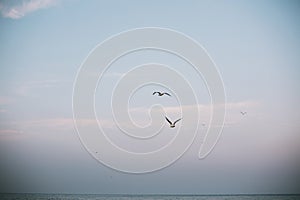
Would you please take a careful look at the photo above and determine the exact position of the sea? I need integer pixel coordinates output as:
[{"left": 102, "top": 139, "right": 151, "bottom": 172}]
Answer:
[{"left": 0, "top": 194, "right": 299, "bottom": 200}]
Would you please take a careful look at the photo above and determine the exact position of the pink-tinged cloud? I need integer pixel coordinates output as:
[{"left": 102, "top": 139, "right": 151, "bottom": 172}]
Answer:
[
  {"left": 12, "top": 117, "right": 114, "bottom": 131},
  {"left": 0, "top": 129, "right": 22, "bottom": 135},
  {"left": 128, "top": 100, "right": 261, "bottom": 127},
  {"left": 0, "top": 96, "right": 14, "bottom": 105},
  {"left": 0, "top": 109, "right": 7, "bottom": 113},
  {"left": 0, "top": 129, "right": 24, "bottom": 140},
  {"left": 0, "top": 0, "right": 58, "bottom": 19}
]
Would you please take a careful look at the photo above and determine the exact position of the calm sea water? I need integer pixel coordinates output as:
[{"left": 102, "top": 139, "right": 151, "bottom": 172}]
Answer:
[{"left": 0, "top": 194, "right": 299, "bottom": 200}]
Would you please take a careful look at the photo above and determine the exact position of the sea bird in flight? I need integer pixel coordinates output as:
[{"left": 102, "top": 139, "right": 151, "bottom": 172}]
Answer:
[
  {"left": 153, "top": 91, "right": 171, "bottom": 96},
  {"left": 240, "top": 111, "right": 247, "bottom": 115},
  {"left": 165, "top": 116, "right": 182, "bottom": 128}
]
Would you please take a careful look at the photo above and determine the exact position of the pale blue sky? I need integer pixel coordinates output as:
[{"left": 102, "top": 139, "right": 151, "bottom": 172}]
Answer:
[{"left": 0, "top": 0, "right": 300, "bottom": 194}]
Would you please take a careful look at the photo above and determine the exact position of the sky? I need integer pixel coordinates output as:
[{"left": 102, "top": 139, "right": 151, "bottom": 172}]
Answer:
[{"left": 0, "top": 0, "right": 300, "bottom": 194}]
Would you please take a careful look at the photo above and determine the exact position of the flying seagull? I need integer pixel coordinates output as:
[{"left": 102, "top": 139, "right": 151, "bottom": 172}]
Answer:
[
  {"left": 165, "top": 116, "right": 182, "bottom": 128},
  {"left": 240, "top": 111, "right": 247, "bottom": 115},
  {"left": 153, "top": 91, "right": 171, "bottom": 96}
]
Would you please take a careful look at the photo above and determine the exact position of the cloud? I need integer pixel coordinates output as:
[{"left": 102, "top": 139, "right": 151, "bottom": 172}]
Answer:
[
  {"left": 5, "top": 117, "right": 114, "bottom": 132},
  {"left": 0, "top": 96, "right": 15, "bottom": 105},
  {"left": 0, "top": 129, "right": 22, "bottom": 135},
  {"left": 0, "top": 0, "right": 58, "bottom": 19},
  {"left": 128, "top": 100, "right": 261, "bottom": 127},
  {"left": 0, "top": 118, "right": 100, "bottom": 140},
  {"left": 0, "top": 100, "right": 261, "bottom": 138},
  {"left": 0, "top": 109, "right": 7, "bottom": 113},
  {"left": 16, "top": 79, "right": 67, "bottom": 96},
  {"left": 0, "top": 129, "right": 24, "bottom": 140}
]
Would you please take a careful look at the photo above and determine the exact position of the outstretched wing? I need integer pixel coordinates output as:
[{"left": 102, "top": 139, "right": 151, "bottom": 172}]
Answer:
[
  {"left": 153, "top": 92, "right": 158, "bottom": 95},
  {"left": 163, "top": 92, "right": 171, "bottom": 96},
  {"left": 173, "top": 118, "right": 182, "bottom": 125},
  {"left": 165, "top": 116, "right": 173, "bottom": 125}
]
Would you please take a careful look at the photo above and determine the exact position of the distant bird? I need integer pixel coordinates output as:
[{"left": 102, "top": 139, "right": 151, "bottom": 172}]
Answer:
[
  {"left": 202, "top": 123, "right": 206, "bottom": 126},
  {"left": 153, "top": 91, "right": 171, "bottom": 96},
  {"left": 165, "top": 116, "right": 182, "bottom": 128},
  {"left": 240, "top": 111, "right": 247, "bottom": 115}
]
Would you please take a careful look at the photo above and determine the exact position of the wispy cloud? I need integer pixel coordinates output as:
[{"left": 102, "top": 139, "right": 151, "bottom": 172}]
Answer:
[
  {"left": 0, "top": 109, "right": 7, "bottom": 113},
  {"left": 27, "top": 118, "right": 101, "bottom": 131},
  {"left": 0, "top": 0, "right": 59, "bottom": 19},
  {"left": 16, "top": 79, "right": 67, "bottom": 96},
  {"left": 0, "top": 96, "right": 15, "bottom": 105},
  {"left": 4, "top": 117, "right": 114, "bottom": 132},
  {"left": 0, "top": 129, "right": 22, "bottom": 135},
  {"left": 0, "top": 129, "right": 24, "bottom": 140},
  {"left": 0, "top": 100, "right": 261, "bottom": 139},
  {"left": 128, "top": 100, "right": 261, "bottom": 127}
]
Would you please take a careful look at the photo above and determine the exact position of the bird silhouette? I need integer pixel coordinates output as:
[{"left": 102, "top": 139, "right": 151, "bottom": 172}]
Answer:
[
  {"left": 153, "top": 91, "right": 171, "bottom": 96},
  {"left": 240, "top": 111, "right": 247, "bottom": 115},
  {"left": 165, "top": 116, "right": 182, "bottom": 128}
]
